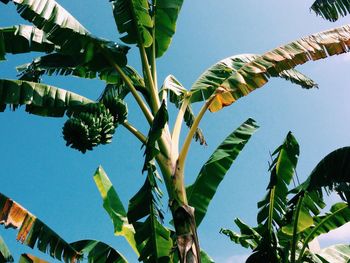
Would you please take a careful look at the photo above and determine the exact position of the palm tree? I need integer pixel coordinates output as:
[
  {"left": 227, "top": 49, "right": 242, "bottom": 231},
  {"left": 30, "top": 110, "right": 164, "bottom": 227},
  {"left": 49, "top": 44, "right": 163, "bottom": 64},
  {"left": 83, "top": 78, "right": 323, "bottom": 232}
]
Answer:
[{"left": 1, "top": 0, "right": 350, "bottom": 262}]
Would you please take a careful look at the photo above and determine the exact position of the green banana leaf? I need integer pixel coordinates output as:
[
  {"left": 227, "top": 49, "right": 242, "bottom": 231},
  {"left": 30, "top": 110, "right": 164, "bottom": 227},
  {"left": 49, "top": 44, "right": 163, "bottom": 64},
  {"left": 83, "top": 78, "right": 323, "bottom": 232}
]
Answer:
[
  {"left": 311, "top": 0, "right": 350, "bottom": 22},
  {"left": 0, "top": 79, "right": 93, "bottom": 117},
  {"left": 220, "top": 218, "right": 261, "bottom": 249},
  {"left": 17, "top": 53, "right": 145, "bottom": 87},
  {"left": 300, "top": 202, "right": 350, "bottom": 250},
  {"left": 187, "top": 118, "right": 259, "bottom": 226},
  {"left": 200, "top": 250, "right": 215, "bottom": 263},
  {"left": 1, "top": 0, "right": 129, "bottom": 66},
  {"left": 161, "top": 75, "right": 206, "bottom": 145},
  {"left": 70, "top": 240, "right": 127, "bottom": 263},
  {"left": 316, "top": 244, "right": 350, "bottom": 263},
  {"left": 19, "top": 254, "right": 48, "bottom": 263},
  {"left": 190, "top": 53, "right": 318, "bottom": 103},
  {"left": 257, "top": 132, "right": 299, "bottom": 228},
  {"left": 155, "top": 0, "right": 184, "bottom": 57},
  {"left": 110, "top": 0, "right": 153, "bottom": 47},
  {"left": 0, "top": 25, "right": 54, "bottom": 61},
  {"left": 93, "top": 166, "right": 138, "bottom": 255},
  {"left": 0, "top": 193, "right": 81, "bottom": 262},
  {"left": 301, "top": 146, "right": 350, "bottom": 202},
  {"left": 0, "top": 235, "right": 13, "bottom": 262}
]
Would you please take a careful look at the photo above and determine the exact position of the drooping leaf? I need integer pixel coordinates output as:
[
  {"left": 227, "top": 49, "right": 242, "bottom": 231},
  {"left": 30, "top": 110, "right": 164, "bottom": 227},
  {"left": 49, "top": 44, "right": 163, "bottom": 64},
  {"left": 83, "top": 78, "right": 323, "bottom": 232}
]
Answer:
[
  {"left": 155, "top": 0, "right": 184, "bottom": 57},
  {"left": 93, "top": 166, "right": 138, "bottom": 255},
  {"left": 301, "top": 146, "right": 350, "bottom": 202},
  {"left": 70, "top": 240, "right": 127, "bottom": 263},
  {"left": 2, "top": 0, "right": 129, "bottom": 66},
  {"left": 161, "top": 75, "right": 206, "bottom": 145},
  {"left": 110, "top": 0, "right": 153, "bottom": 47},
  {"left": 311, "top": 0, "right": 350, "bottom": 22},
  {"left": 0, "top": 79, "right": 93, "bottom": 117},
  {"left": 17, "top": 53, "right": 143, "bottom": 87},
  {"left": 187, "top": 118, "right": 259, "bottom": 226},
  {"left": 0, "top": 193, "right": 81, "bottom": 262},
  {"left": 316, "top": 244, "right": 350, "bottom": 263},
  {"left": 0, "top": 235, "right": 13, "bottom": 262},
  {"left": 0, "top": 25, "right": 54, "bottom": 61},
  {"left": 257, "top": 132, "right": 299, "bottom": 228},
  {"left": 190, "top": 54, "right": 318, "bottom": 105},
  {"left": 19, "top": 254, "right": 48, "bottom": 263}
]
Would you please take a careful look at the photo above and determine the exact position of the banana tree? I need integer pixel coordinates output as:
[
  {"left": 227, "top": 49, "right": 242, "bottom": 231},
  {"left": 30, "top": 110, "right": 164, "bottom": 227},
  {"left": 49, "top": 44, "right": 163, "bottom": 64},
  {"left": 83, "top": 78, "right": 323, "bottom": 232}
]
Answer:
[
  {"left": 1, "top": 0, "right": 350, "bottom": 262},
  {"left": 221, "top": 133, "right": 350, "bottom": 263}
]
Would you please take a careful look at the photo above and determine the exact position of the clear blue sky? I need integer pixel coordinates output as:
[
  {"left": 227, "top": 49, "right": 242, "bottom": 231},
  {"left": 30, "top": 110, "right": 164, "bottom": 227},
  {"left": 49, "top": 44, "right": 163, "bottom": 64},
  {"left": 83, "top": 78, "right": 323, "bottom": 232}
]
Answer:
[{"left": 1, "top": 1, "right": 350, "bottom": 262}]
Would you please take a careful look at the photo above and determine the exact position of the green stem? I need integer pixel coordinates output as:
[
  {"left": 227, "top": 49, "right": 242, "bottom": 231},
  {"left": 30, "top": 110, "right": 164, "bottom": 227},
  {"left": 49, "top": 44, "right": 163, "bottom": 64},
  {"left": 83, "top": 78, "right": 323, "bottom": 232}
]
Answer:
[
  {"left": 178, "top": 94, "right": 215, "bottom": 174},
  {"left": 122, "top": 121, "right": 147, "bottom": 144},
  {"left": 268, "top": 187, "right": 276, "bottom": 235},
  {"left": 291, "top": 197, "right": 303, "bottom": 263},
  {"left": 101, "top": 49, "right": 153, "bottom": 125}
]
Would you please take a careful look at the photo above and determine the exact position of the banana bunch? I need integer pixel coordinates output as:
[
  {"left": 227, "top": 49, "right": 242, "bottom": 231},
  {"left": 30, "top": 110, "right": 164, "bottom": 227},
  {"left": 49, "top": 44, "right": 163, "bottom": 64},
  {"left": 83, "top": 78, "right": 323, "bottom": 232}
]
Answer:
[{"left": 63, "top": 92, "right": 128, "bottom": 153}]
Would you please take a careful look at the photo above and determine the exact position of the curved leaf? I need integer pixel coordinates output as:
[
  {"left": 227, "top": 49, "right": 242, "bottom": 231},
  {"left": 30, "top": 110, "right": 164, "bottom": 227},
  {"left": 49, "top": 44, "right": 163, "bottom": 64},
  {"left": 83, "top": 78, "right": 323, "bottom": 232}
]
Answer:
[
  {"left": 2, "top": 0, "right": 129, "bottom": 66},
  {"left": 93, "top": 166, "right": 138, "bottom": 255},
  {"left": 187, "top": 118, "right": 259, "bottom": 226},
  {"left": 316, "top": 244, "right": 350, "bottom": 263},
  {"left": 155, "top": 0, "right": 184, "bottom": 57},
  {"left": 311, "top": 0, "right": 350, "bottom": 22},
  {"left": 190, "top": 54, "right": 318, "bottom": 104},
  {"left": 110, "top": 0, "right": 153, "bottom": 47},
  {"left": 0, "top": 79, "right": 93, "bottom": 117},
  {"left": 0, "top": 235, "right": 13, "bottom": 262},
  {"left": 70, "top": 240, "right": 127, "bottom": 263},
  {"left": 19, "top": 254, "right": 48, "bottom": 263},
  {"left": 191, "top": 25, "right": 350, "bottom": 111},
  {"left": 162, "top": 75, "right": 206, "bottom": 145},
  {"left": 302, "top": 146, "right": 350, "bottom": 202},
  {"left": 0, "top": 25, "right": 54, "bottom": 61},
  {"left": 0, "top": 193, "right": 81, "bottom": 262}
]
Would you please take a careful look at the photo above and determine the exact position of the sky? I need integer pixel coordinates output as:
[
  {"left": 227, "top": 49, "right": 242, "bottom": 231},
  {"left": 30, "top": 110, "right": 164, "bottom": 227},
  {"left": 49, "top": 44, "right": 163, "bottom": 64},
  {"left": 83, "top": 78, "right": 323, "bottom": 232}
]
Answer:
[{"left": 1, "top": 1, "right": 350, "bottom": 262}]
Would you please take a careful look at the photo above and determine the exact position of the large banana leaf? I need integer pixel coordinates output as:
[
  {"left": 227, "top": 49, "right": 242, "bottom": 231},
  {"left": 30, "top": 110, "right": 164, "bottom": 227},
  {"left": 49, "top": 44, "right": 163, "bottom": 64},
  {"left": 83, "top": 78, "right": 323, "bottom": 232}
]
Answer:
[
  {"left": 0, "top": 193, "right": 81, "bottom": 262},
  {"left": 316, "top": 244, "right": 350, "bottom": 263},
  {"left": 257, "top": 132, "right": 299, "bottom": 228},
  {"left": 0, "top": 235, "right": 13, "bottom": 262},
  {"left": 0, "top": 25, "right": 54, "bottom": 61},
  {"left": 191, "top": 25, "right": 350, "bottom": 111},
  {"left": 19, "top": 254, "right": 48, "bottom": 263},
  {"left": 162, "top": 75, "right": 206, "bottom": 145},
  {"left": 0, "top": 79, "right": 93, "bottom": 117},
  {"left": 301, "top": 146, "right": 350, "bottom": 201},
  {"left": 190, "top": 53, "right": 318, "bottom": 104},
  {"left": 155, "top": 0, "right": 184, "bottom": 57},
  {"left": 70, "top": 240, "right": 127, "bottom": 263},
  {"left": 1, "top": 0, "right": 129, "bottom": 66},
  {"left": 311, "top": 0, "right": 350, "bottom": 22},
  {"left": 187, "top": 118, "right": 259, "bottom": 226},
  {"left": 110, "top": 0, "right": 153, "bottom": 47},
  {"left": 93, "top": 166, "right": 138, "bottom": 255}
]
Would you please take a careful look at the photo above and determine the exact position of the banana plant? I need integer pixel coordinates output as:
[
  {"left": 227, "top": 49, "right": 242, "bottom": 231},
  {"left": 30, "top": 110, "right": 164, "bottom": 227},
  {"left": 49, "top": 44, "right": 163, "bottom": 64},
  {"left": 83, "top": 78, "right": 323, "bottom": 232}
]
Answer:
[
  {"left": 1, "top": 0, "right": 350, "bottom": 262},
  {"left": 221, "top": 133, "right": 350, "bottom": 263}
]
